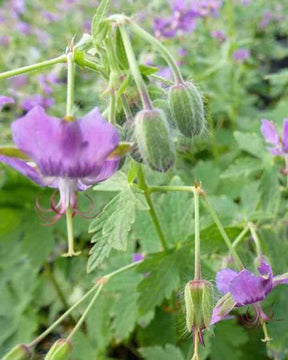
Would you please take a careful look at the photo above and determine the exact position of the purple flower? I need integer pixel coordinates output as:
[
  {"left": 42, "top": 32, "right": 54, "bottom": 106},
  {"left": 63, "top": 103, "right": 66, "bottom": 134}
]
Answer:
[
  {"left": 197, "top": 0, "right": 222, "bottom": 17},
  {"left": 258, "top": 11, "right": 283, "bottom": 30},
  {"left": 0, "top": 35, "right": 10, "bottom": 47},
  {"left": 16, "top": 21, "right": 32, "bottom": 35},
  {"left": 211, "top": 260, "right": 288, "bottom": 323},
  {"left": 261, "top": 118, "right": 288, "bottom": 156},
  {"left": 0, "top": 96, "right": 14, "bottom": 111},
  {"left": 133, "top": 253, "right": 145, "bottom": 262},
  {"left": 0, "top": 106, "right": 120, "bottom": 218},
  {"left": 20, "top": 95, "right": 55, "bottom": 112},
  {"left": 10, "top": 75, "right": 27, "bottom": 89},
  {"left": 233, "top": 48, "right": 250, "bottom": 63},
  {"left": 211, "top": 30, "right": 226, "bottom": 42}
]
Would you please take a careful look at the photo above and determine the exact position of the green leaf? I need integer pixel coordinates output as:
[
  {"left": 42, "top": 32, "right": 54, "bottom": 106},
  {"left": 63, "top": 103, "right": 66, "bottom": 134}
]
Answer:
[
  {"left": 234, "top": 131, "right": 265, "bottom": 158},
  {"left": 210, "top": 320, "right": 248, "bottom": 360},
  {"left": 91, "top": 0, "right": 110, "bottom": 39},
  {"left": 140, "top": 344, "right": 184, "bottom": 360},
  {"left": 115, "top": 27, "right": 129, "bottom": 70},
  {"left": 93, "top": 171, "right": 128, "bottom": 192},
  {"left": 87, "top": 186, "right": 148, "bottom": 272},
  {"left": 259, "top": 166, "right": 280, "bottom": 214},
  {"left": 221, "top": 157, "right": 263, "bottom": 179},
  {"left": 139, "top": 64, "right": 159, "bottom": 76},
  {"left": 137, "top": 246, "right": 192, "bottom": 315}
]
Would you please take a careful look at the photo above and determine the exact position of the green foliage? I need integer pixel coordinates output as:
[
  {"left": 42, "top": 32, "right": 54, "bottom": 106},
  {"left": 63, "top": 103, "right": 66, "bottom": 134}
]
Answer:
[{"left": 140, "top": 344, "right": 185, "bottom": 360}]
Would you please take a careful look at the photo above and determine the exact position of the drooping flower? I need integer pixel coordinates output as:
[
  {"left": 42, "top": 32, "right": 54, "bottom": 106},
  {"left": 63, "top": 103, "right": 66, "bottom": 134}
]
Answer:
[
  {"left": 233, "top": 48, "right": 250, "bottom": 63},
  {"left": 211, "top": 260, "right": 288, "bottom": 324},
  {"left": 261, "top": 118, "right": 288, "bottom": 157},
  {"left": 0, "top": 105, "right": 120, "bottom": 220}
]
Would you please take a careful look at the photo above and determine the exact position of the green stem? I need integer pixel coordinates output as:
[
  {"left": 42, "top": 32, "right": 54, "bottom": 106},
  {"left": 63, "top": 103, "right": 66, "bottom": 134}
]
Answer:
[
  {"left": 193, "top": 188, "right": 201, "bottom": 280},
  {"left": 66, "top": 52, "right": 75, "bottom": 118},
  {"left": 28, "top": 260, "right": 141, "bottom": 348},
  {"left": 149, "top": 185, "right": 194, "bottom": 193},
  {"left": 63, "top": 207, "right": 80, "bottom": 257},
  {"left": 129, "top": 22, "right": 184, "bottom": 84},
  {"left": 67, "top": 285, "right": 104, "bottom": 340},
  {"left": 202, "top": 197, "right": 244, "bottom": 270},
  {"left": 137, "top": 165, "right": 168, "bottom": 251},
  {"left": 232, "top": 226, "right": 249, "bottom": 248},
  {"left": 192, "top": 331, "right": 199, "bottom": 360},
  {"left": 248, "top": 222, "right": 262, "bottom": 258},
  {"left": 0, "top": 54, "right": 67, "bottom": 80},
  {"left": 119, "top": 25, "right": 153, "bottom": 110},
  {"left": 120, "top": 94, "right": 134, "bottom": 122},
  {"left": 28, "top": 283, "right": 99, "bottom": 348}
]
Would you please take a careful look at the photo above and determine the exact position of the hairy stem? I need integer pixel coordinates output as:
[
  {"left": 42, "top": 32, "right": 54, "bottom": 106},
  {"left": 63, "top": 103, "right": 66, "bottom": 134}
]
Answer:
[
  {"left": 0, "top": 54, "right": 67, "bottom": 80},
  {"left": 119, "top": 25, "right": 153, "bottom": 110},
  {"left": 66, "top": 52, "right": 75, "bottom": 118},
  {"left": 193, "top": 188, "right": 201, "bottom": 280},
  {"left": 137, "top": 165, "right": 169, "bottom": 251},
  {"left": 248, "top": 222, "right": 262, "bottom": 258}
]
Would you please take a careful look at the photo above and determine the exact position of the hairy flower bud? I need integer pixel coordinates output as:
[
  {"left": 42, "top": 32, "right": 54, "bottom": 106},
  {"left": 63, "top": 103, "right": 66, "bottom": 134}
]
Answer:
[
  {"left": 184, "top": 280, "right": 213, "bottom": 333},
  {"left": 44, "top": 339, "right": 72, "bottom": 360},
  {"left": 135, "top": 108, "right": 176, "bottom": 172},
  {"left": 3, "top": 344, "right": 31, "bottom": 360},
  {"left": 168, "top": 82, "right": 205, "bottom": 137}
]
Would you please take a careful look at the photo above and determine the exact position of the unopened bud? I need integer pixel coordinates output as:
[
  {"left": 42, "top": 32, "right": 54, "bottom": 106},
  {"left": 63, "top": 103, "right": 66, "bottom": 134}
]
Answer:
[
  {"left": 135, "top": 108, "right": 176, "bottom": 172},
  {"left": 44, "top": 339, "right": 72, "bottom": 360},
  {"left": 2, "top": 344, "right": 31, "bottom": 360},
  {"left": 168, "top": 82, "right": 205, "bottom": 138},
  {"left": 184, "top": 280, "right": 213, "bottom": 333}
]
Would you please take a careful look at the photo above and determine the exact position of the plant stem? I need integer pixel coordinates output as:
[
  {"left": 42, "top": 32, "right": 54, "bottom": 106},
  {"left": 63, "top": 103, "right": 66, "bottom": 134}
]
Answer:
[
  {"left": 28, "top": 283, "right": 99, "bottom": 348},
  {"left": 202, "top": 197, "right": 244, "bottom": 270},
  {"left": 66, "top": 52, "right": 75, "bottom": 118},
  {"left": 248, "top": 222, "right": 262, "bottom": 258},
  {"left": 28, "top": 260, "right": 141, "bottom": 348},
  {"left": 137, "top": 165, "right": 168, "bottom": 251},
  {"left": 0, "top": 54, "right": 67, "bottom": 80},
  {"left": 67, "top": 284, "right": 104, "bottom": 340},
  {"left": 129, "top": 22, "right": 184, "bottom": 84},
  {"left": 193, "top": 188, "right": 201, "bottom": 280},
  {"left": 119, "top": 25, "right": 153, "bottom": 110},
  {"left": 149, "top": 185, "right": 194, "bottom": 193},
  {"left": 192, "top": 331, "right": 199, "bottom": 360},
  {"left": 63, "top": 207, "right": 80, "bottom": 257},
  {"left": 232, "top": 226, "right": 249, "bottom": 248}
]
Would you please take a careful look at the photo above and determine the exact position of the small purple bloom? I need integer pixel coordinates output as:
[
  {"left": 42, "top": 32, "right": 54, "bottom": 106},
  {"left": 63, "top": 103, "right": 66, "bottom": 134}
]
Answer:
[
  {"left": 0, "top": 96, "right": 14, "bottom": 111},
  {"left": 261, "top": 118, "right": 288, "bottom": 156},
  {"left": 212, "top": 260, "right": 288, "bottom": 324},
  {"left": 0, "top": 35, "right": 10, "bottom": 47},
  {"left": 133, "top": 253, "right": 145, "bottom": 262},
  {"left": 16, "top": 21, "right": 32, "bottom": 35},
  {"left": 233, "top": 48, "right": 250, "bottom": 63},
  {"left": 211, "top": 30, "right": 226, "bottom": 42},
  {"left": 10, "top": 75, "right": 27, "bottom": 89},
  {"left": 0, "top": 106, "right": 120, "bottom": 218},
  {"left": 20, "top": 95, "right": 55, "bottom": 112}
]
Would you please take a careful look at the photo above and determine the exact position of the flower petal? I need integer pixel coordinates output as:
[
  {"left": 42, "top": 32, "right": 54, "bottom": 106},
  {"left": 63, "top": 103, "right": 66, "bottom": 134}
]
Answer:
[
  {"left": 12, "top": 106, "right": 120, "bottom": 178},
  {"left": 282, "top": 118, "right": 288, "bottom": 153},
  {"left": 0, "top": 96, "right": 14, "bottom": 111},
  {"left": 261, "top": 119, "right": 280, "bottom": 146},
  {"left": 216, "top": 268, "right": 238, "bottom": 295},
  {"left": 229, "top": 269, "right": 272, "bottom": 306},
  {"left": 210, "top": 293, "right": 236, "bottom": 325},
  {"left": 257, "top": 260, "right": 273, "bottom": 278},
  {"left": 0, "top": 156, "right": 43, "bottom": 186}
]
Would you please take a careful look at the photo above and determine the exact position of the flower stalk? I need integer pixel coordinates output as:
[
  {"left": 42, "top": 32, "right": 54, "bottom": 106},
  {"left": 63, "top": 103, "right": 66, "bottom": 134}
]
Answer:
[
  {"left": 193, "top": 185, "right": 201, "bottom": 280},
  {"left": 0, "top": 54, "right": 67, "bottom": 80},
  {"left": 66, "top": 49, "right": 75, "bottom": 119},
  {"left": 119, "top": 25, "right": 153, "bottom": 110},
  {"left": 63, "top": 206, "right": 80, "bottom": 257}
]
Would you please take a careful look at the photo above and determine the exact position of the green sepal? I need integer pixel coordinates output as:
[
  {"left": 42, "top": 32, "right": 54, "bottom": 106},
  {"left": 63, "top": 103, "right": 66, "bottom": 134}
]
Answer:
[
  {"left": 107, "top": 142, "right": 132, "bottom": 158},
  {"left": 0, "top": 146, "right": 30, "bottom": 160},
  {"left": 44, "top": 339, "right": 72, "bottom": 360}
]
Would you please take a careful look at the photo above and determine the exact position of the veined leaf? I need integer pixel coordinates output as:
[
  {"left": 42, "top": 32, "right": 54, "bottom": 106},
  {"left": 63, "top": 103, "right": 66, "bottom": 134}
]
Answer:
[
  {"left": 87, "top": 186, "right": 149, "bottom": 272},
  {"left": 140, "top": 345, "right": 185, "bottom": 360}
]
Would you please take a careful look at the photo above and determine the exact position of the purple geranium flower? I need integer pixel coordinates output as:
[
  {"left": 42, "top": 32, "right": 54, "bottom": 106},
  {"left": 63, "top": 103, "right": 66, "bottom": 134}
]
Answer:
[
  {"left": 0, "top": 96, "right": 14, "bottom": 110},
  {"left": 20, "top": 95, "right": 55, "bottom": 111},
  {"left": 211, "top": 260, "right": 288, "bottom": 324},
  {"left": 0, "top": 106, "right": 120, "bottom": 219},
  {"left": 261, "top": 118, "right": 288, "bottom": 157},
  {"left": 233, "top": 48, "right": 250, "bottom": 63}
]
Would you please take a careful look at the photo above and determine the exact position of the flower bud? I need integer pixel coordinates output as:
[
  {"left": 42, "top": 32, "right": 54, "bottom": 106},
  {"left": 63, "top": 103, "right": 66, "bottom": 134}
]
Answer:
[
  {"left": 135, "top": 108, "right": 176, "bottom": 172},
  {"left": 184, "top": 280, "right": 213, "bottom": 333},
  {"left": 2, "top": 344, "right": 31, "bottom": 360},
  {"left": 44, "top": 339, "right": 72, "bottom": 360},
  {"left": 168, "top": 82, "right": 205, "bottom": 138}
]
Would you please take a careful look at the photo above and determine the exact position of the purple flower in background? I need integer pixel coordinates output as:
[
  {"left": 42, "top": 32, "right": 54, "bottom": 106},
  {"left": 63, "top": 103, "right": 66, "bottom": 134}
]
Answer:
[
  {"left": 133, "top": 253, "right": 145, "bottom": 262},
  {"left": 211, "top": 30, "right": 226, "bottom": 42},
  {"left": 0, "top": 96, "right": 14, "bottom": 111},
  {"left": 197, "top": 0, "right": 222, "bottom": 17},
  {"left": 16, "top": 21, "right": 32, "bottom": 35},
  {"left": 20, "top": 95, "right": 55, "bottom": 112},
  {"left": 11, "top": 0, "right": 26, "bottom": 15},
  {"left": 10, "top": 75, "right": 27, "bottom": 89},
  {"left": 0, "top": 106, "right": 120, "bottom": 219},
  {"left": 233, "top": 48, "right": 250, "bottom": 63},
  {"left": 261, "top": 118, "right": 288, "bottom": 157},
  {"left": 241, "top": 0, "right": 251, "bottom": 5},
  {"left": 0, "top": 35, "right": 10, "bottom": 47},
  {"left": 211, "top": 260, "right": 288, "bottom": 324},
  {"left": 258, "top": 11, "right": 283, "bottom": 30}
]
